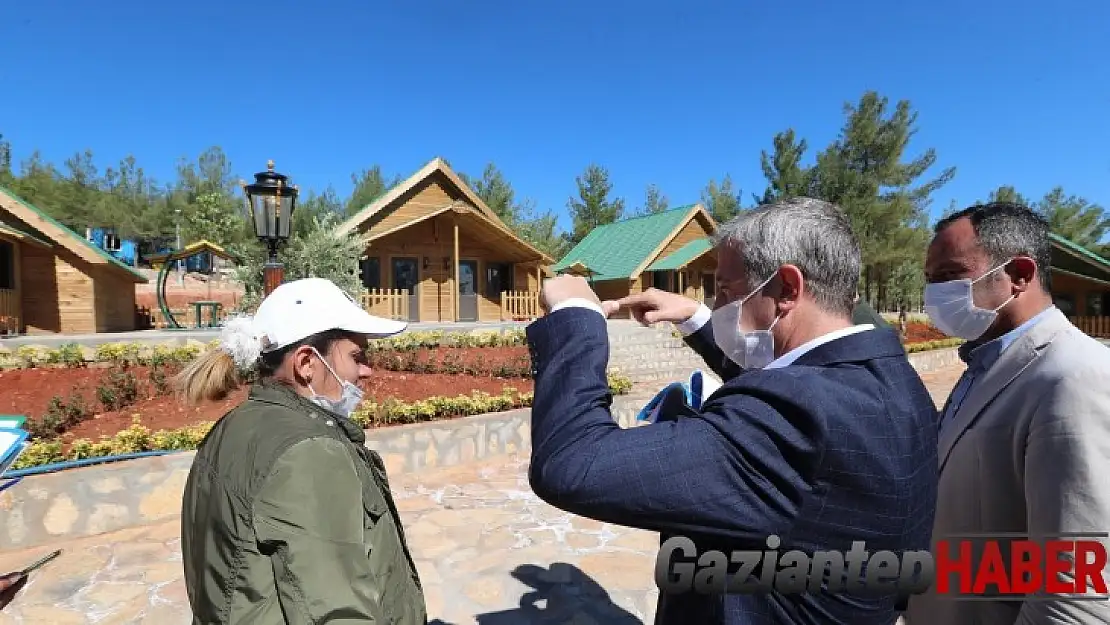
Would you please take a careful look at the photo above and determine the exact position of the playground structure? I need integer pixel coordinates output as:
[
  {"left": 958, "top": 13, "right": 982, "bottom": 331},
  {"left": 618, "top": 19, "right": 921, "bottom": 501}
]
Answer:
[{"left": 148, "top": 240, "right": 237, "bottom": 330}]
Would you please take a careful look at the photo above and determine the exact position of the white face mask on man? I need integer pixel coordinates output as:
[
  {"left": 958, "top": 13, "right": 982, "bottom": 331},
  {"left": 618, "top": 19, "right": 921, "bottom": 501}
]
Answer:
[
  {"left": 306, "top": 348, "right": 365, "bottom": 417},
  {"left": 923, "top": 261, "right": 1015, "bottom": 341},
  {"left": 710, "top": 273, "right": 781, "bottom": 369}
]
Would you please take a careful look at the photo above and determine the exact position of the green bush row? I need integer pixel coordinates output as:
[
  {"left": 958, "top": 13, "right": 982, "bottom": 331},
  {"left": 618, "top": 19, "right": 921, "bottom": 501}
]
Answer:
[{"left": 12, "top": 375, "right": 634, "bottom": 470}]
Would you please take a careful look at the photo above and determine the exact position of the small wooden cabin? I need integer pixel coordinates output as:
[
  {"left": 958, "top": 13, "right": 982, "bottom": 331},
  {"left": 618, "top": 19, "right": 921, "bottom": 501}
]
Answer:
[
  {"left": 0, "top": 186, "right": 148, "bottom": 335},
  {"left": 1049, "top": 233, "right": 1110, "bottom": 337},
  {"left": 335, "top": 158, "right": 554, "bottom": 322},
  {"left": 552, "top": 204, "right": 719, "bottom": 317}
]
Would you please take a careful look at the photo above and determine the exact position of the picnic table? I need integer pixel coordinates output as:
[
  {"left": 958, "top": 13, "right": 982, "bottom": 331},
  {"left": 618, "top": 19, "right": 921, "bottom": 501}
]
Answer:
[{"left": 190, "top": 300, "right": 223, "bottom": 328}]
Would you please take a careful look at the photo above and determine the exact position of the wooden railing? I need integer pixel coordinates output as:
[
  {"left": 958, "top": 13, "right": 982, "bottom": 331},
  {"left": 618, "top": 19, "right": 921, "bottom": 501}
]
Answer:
[
  {"left": 500, "top": 291, "right": 542, "bottom": 321},
  {"left": 1072, "top": 316, "right": 1110, "bottom": 338},
  {"left": 0, "top": 289, "right": 20, "bottom": 335},
  {"left": 361, "top": 289, "right": 409, "bottom": 321}
]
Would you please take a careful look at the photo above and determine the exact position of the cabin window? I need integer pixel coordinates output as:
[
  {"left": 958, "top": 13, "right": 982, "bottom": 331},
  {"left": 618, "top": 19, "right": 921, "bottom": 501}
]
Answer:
[
  {"left": 486, "top": 263, "right": 513, "bottom": 298},
  {"left": 360, "top": 257, "right": 381, "bottom": 289},
  {"left": 103, "top": 233, "right": 121, "bottom": 252},
  {"left": 653, "top": 271, "right": 678, "bottom": 293},
  {"left": 1054, "top": 293, "right": 1075, "bottom": 316},
  {"left": 0, "top": 241, "right": 12, "bottom": 290},
  {"left": 1086, "top": 293, "right": 1104, "bottom": 317}
]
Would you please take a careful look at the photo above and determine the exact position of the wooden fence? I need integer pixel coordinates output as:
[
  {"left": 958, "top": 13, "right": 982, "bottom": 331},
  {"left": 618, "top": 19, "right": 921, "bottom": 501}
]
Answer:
[
  {"left": 360, "top": 289, "right": 409, "bottom": 321},
  {"left": 1072, "top": 316, "right": 1110, "bottom": 338},
  {"left": 500, "top": 291, "right": 542, "bottom": 321}
]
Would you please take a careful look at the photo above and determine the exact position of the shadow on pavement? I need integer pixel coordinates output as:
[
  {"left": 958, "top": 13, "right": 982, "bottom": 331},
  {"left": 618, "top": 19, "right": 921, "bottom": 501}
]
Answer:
[{"left": 432, "top": 562, "right": 645, "bottom": 624}]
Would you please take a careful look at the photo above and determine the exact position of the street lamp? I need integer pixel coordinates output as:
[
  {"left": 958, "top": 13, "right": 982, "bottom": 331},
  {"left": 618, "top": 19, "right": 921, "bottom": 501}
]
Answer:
[{"left": 241, "top": 160, "right": 298, "bottom": 297}]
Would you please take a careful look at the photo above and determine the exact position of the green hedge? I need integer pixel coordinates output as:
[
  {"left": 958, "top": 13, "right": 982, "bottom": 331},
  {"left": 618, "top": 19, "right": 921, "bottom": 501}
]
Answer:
[{"left": 11, "top": 374, "right": 635, "bottom": 471}]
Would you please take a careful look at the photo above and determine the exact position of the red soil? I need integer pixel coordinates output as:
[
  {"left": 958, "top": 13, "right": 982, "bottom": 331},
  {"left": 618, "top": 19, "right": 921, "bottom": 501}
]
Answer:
[
  {"left": 0, "top": 362, "right": 533, "bottom": 443},
  {"left": 903, "top": 321, "right": 949, "bottom": 343}
]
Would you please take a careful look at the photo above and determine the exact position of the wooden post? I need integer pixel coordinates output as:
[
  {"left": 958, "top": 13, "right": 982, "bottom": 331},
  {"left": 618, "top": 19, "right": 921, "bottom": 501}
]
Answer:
[
  {"left": 453, "top": 216, "right": 460, "bottom": 322},
  {"left": 263, "top": 262, "right": 284, "bottom": 297}
]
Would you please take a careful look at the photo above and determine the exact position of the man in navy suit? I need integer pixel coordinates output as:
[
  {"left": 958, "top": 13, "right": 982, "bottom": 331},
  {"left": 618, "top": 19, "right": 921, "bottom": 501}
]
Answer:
[{"left": 526, "top": 197, "right": 938, "bottom": 625}]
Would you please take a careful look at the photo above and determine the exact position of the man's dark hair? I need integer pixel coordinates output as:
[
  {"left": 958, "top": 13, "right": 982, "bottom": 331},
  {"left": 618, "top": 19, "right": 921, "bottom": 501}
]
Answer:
[
  {"left": 934, "top": 201, "right": 1052, "bottom": 291},
  {"left": 257, "top": 329, "right": 360, "bottom": 377}
]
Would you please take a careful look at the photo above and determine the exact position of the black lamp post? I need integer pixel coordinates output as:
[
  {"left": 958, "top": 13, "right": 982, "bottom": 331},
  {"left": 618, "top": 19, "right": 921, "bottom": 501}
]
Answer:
[{"left": 241, "top": 160, "right": 298, "bottom": 296}]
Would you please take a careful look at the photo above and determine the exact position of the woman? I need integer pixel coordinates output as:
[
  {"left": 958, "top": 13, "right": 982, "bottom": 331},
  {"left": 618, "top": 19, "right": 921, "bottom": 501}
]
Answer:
[{"left": 176, "top": 277, "right": 427, "bottom": 625}]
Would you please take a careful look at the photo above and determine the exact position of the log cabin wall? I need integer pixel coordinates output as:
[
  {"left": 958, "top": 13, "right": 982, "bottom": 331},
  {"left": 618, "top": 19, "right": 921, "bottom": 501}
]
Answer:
[
  {"left": 93, "top": 267, "right": 139, "bottom": 332},
  {"left": 20, "top": 244, "right": 96, "bottom": 334},
  {"left": 367, "top": 212, "right": 544, "bottom": 322},
  {"left": 1049, "top": 270, "right": 1110, "bottom": 317},
  {"left": 656, "top": 213, "right": 714, "bottom": 259}
]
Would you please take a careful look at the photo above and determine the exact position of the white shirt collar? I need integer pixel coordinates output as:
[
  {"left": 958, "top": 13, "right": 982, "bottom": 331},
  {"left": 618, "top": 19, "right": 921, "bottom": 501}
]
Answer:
[{"left": 764, "top": 324, "right": 875, "bottom": 369}]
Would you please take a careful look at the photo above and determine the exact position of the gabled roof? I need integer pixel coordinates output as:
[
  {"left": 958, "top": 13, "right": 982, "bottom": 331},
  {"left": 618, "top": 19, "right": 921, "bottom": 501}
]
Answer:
[
  {"left": 147, "top": 239, "right": 237, "bottom": 264},
  {"left": 0, "top": 220, "right": 51, "bottom": 248},
  {"left": 552, "top": 204, "right": 715, "bottom": 281},
  {"left": 335, "top": 157, "right": 553, "bottom": 264},
  {"left": 0, "top": 185, "right": 148, "bottom": 283},
  {"left": 1049, "top": 232, "right": 1110, "bottom": 277},
  {"left": 645, "top": 238, "right": 713, "bottom": 272}
]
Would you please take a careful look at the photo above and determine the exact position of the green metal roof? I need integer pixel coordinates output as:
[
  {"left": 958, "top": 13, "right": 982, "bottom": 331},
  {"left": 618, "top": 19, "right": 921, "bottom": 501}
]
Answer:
[
  {"left": 552, "top": 206, "right": 695, "bottom": 280},
  {"left": 0, "top": 185, "right": 148, "bottom": 282},
  {"left": 645, "top": 237, "right": 712, "bottom": 271},
  {"left": 1049, "top": 232, "right": 1110, "bottom": 274}
]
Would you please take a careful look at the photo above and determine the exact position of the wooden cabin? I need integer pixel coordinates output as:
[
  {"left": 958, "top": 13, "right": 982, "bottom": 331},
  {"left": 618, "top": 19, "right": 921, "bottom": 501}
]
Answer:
[
  {"left": 334, "top": 158, "right": 554, "bottom": 322},
  {"left": 1049, "top": 233, "right": 1110, "bottom": 337},
  {"left": 552, "top": 204, "right": 718, "bottom": 318},
  {"left": 0, "top": 186, "right": 148, "bottom": 335}
]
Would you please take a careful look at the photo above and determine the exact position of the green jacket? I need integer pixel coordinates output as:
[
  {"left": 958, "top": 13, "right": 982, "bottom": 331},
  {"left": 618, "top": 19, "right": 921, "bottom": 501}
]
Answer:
[{"left": 181, "top": 379, "right": 426, "bottom": 624}]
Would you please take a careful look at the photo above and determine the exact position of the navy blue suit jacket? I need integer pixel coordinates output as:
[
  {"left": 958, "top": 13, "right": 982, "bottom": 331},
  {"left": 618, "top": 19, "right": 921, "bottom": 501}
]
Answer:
[{"left": 526, "top": 308, "right": 939, "bottom": 625}]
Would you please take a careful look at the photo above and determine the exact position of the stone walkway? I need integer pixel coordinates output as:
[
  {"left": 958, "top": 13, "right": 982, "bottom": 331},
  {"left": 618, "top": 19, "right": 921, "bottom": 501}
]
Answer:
[{"left": 0, "top": 365, "right": 965, "bottom": 624}]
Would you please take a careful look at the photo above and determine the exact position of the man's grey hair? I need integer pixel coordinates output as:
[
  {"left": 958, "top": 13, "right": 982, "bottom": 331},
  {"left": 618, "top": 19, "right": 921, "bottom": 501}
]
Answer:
[
  {"left": 933, "top": 201, "right": 1052, "bottom": 291},
  {"left": 711, "top": 197, "right": 860, "bottom": 316}
]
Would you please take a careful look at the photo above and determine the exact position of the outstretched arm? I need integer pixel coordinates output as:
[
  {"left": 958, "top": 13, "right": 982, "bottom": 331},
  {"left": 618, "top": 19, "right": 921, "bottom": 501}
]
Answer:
[{"left": 526, "top": 307, "right": 819, "bottom": 542}]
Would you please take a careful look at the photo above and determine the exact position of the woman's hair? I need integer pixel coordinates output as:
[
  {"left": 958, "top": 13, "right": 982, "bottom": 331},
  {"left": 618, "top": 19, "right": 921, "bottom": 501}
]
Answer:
[{"left": 174, "top": 314, "right": 355, "bottom": 405}]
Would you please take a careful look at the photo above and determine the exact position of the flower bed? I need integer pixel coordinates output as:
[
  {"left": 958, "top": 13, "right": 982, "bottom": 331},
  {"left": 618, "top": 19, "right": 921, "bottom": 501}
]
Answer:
[{"left": 0, "top": 330, "right": 636, "bottom": 470}]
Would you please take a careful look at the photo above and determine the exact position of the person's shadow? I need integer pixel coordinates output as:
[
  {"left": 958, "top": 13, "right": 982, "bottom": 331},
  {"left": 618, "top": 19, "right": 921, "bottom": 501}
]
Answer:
[{"left": 437, "top": 562, "right": 644, "bottom": 624}]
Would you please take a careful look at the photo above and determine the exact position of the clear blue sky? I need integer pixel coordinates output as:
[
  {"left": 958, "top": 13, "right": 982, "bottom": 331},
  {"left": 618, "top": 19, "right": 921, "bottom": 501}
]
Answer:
[{"left": 1, "top": 0, "right": 1107, "bottom": 233}]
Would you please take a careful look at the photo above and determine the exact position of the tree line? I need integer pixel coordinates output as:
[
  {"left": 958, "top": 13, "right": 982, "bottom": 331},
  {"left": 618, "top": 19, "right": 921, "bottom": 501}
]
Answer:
[{"left": 1, "top": 89, "right": 1106, "bottom": 312}]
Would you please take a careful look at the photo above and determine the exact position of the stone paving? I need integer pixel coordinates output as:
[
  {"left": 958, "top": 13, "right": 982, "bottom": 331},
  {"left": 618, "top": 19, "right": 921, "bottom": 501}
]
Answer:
[{"left": 0, "top": 365, "right": 965, "bottom": 624}]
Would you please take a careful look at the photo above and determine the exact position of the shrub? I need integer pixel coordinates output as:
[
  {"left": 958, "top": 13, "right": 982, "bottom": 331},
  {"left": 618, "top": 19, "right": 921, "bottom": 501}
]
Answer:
[
  {"left": 97, "top": 370, "right": 141, "bottom": 412},
  {"left": 45, "top": 343, "right": 85, "bottom": 368}
]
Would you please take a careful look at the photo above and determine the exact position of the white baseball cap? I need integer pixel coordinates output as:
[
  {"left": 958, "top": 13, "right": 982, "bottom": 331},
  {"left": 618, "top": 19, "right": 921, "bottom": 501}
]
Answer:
[{"left": 219, "top": 278, "right": 407, "bottom": 367}]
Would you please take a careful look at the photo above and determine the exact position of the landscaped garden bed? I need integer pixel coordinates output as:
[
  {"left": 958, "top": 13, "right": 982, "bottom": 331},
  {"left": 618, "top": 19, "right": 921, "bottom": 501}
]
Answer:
[
  {"left": 0, "top": 322, "right": 958, "bottom": 471},
  {"left": 0, "top": 330, "right": 635, "bottom": 470}
]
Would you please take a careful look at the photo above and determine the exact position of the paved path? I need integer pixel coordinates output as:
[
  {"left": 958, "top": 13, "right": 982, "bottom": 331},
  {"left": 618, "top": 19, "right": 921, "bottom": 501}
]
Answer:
[{"left": 0, "top": 365, "right": 965, "bottom": 624}]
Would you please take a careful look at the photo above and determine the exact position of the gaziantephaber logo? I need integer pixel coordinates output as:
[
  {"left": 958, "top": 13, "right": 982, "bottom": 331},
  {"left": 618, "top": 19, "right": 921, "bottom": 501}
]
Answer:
[
  {"left": 655, "top": 534, "right": 1110, "bottom": 599},
  {"left": 935, "top": 533, "right": 1108, "bottom": 600}
]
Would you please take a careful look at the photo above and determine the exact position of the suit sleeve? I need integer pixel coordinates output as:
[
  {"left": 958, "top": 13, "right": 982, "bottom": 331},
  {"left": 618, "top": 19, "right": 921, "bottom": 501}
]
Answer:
[
  {"left": 1017, "top": 357, "right": 1110, "bottom": 625},
  {"left": 253, "top": 437, "right": 382, "bottom": 624},
  {"left": 526, "top": 307, "right": 820, "bottom": 542}
]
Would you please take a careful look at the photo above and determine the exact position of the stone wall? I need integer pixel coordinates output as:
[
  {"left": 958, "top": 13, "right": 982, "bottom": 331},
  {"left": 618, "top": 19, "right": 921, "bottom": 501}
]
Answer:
[
  {"left": 907, "top": 347, "right": 961, "bottom": 372},
  {"left": 0, "top": 394, "right": 652, "bottom": 551}
]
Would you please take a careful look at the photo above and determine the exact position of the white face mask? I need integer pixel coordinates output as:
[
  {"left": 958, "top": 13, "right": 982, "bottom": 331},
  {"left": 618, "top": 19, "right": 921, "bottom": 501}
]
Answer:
[
  {"left": 924, "top": 261, "right": 1015, "bottom": 341},
  {"left": 307, "top": 348, "right": 365, "bottom": 417},
  {"left": 710, "top": 273, "right": 781, "bottom": 369}
]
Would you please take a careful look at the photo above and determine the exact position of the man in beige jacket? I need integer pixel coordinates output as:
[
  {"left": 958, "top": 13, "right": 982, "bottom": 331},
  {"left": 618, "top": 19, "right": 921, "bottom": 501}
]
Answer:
[{"left": 904, "top": 202, "right": 1110, "bottom": 625}]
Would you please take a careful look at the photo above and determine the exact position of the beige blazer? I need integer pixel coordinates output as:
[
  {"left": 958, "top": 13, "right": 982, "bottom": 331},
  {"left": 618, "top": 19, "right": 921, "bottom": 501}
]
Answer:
[{"left": 904, "top": 308, "right": 1110, "bottom": 625}]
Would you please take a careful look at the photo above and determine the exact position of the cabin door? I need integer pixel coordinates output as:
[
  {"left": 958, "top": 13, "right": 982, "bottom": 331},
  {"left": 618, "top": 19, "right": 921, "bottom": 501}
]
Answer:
[
  {"left": 701, "top": 273, "right": 715, "bottom": 309},
  {"left": 391, "top": 257, "right": 420, "bottom": 322},
  {"left": 457, "top": 260, "right": 478, "bottom": 322}
]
